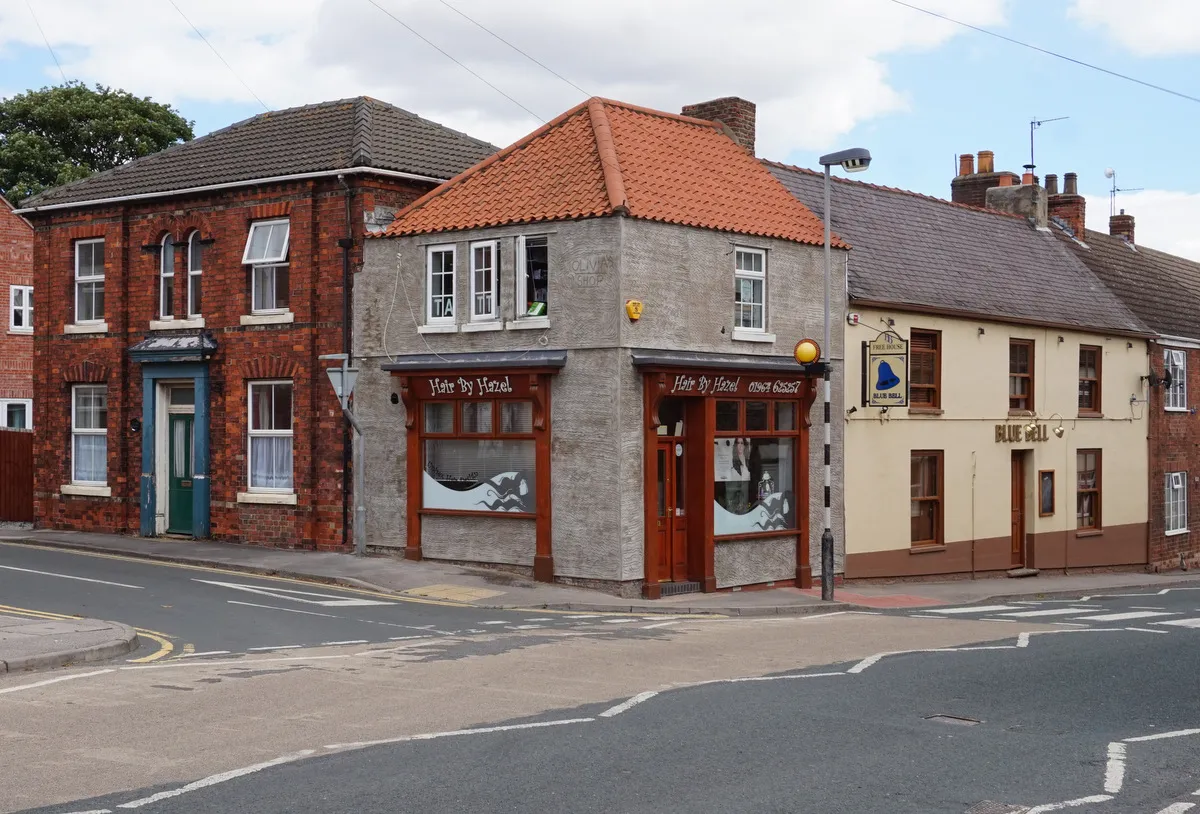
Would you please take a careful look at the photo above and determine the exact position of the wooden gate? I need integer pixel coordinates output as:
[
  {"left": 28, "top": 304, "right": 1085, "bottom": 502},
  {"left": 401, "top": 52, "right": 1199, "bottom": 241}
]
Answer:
[{"left": 0, "top": 428, "right": 34, "bottom": 522}]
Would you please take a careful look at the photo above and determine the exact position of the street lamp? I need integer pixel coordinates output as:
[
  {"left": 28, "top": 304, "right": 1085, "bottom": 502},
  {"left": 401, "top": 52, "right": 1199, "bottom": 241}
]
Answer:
[{"left": 817, "top": 147, "right": 872, "bottom": 601}]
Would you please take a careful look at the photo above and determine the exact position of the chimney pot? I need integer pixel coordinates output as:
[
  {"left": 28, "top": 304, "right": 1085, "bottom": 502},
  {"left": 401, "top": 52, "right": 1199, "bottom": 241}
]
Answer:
[
  {"left": 1064, "top": 172, "right": 1078, "bottom": 195},
  {"left": 681, "top": 96, "right": 756, "bottom": 154},
  {"left": 978, "top": 150, "right": 995, "bottom": 173},
  {"left": 958, "top": 153, "right": 975, "bottom": 177},
  {"left": 1045, "top": 174, "right": 1059, "bottom": 195}
]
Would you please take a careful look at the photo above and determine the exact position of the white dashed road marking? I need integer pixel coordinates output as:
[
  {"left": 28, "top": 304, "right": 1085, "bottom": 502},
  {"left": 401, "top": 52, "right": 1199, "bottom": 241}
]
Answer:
[
  {"left": 926, "top": 605, "right": 1022, "bottom": 615},
  {"left": 1072, "top": 611, "right": 1177, "bottom": 622},
  {"left": 1154, "top": 804, "right": 1196, "bottom": 813},
  {"left": 998, "top": 607, "right": 1100, "bottom": 617},
  {"left": 1153, "top": 618, "right": 1200, "bottom": 628}
]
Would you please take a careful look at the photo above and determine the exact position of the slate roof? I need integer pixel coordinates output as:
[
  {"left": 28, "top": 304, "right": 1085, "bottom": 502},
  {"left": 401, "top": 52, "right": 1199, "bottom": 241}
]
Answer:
[
  {"left": 19, "top": 97, "right": 498, "bottom": 210},
  {"left": 767, "top": 161, "right": 1149, "bottom": 336},
  {"left": 1054, "top": 228, "right": 1200, "bottom": 341},
  {"left": 382, "top": 98, "right": 840, "bottom": 248}
]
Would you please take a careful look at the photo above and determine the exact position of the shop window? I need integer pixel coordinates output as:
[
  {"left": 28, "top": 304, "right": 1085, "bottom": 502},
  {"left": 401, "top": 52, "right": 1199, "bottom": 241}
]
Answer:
[
  {"left": 713, "top": 399, "right": 799, "bottom": 536},
  {"left": 248, "top": 381, "right": 294, "bottom": 492},
  {"left": 1078, "top": 345, "right": 1101, "bottom": 414},
  {"left": 426, "top": 245, "right": 456, "bottom": 324},
  {"left": 516, "top": 235, "right": 549, "bottom": 318},
  {"left": 1076, "top": 449, "right": 1101, "bottom": 530},
  {"left": 1166, "top": 471, "right": 1188, "bottom": 535},
  {"left": 1165, "top": 349, "right": 1187, "bottom": 411},
  {"left": 910, "top": 330, "right": 940, "bottom": 409},
  {"left": 910, "top": 451, "right": 942, "bottom": 547},
  {"left": 423, "top": 399, "right": 536, "bottom": 514},
  {"left": 243, "top": 219, "right": 290, "bottom": 314},
  {"left": 71, "top": 385, "right": 107, "bottom": 484},
  {"left": 1009, "top": 339, "right": 1033, "bottom": 412},
  {"left": 75, "top": 239, "right": 105, "bottom": 324},
  {"left": 733, "top": 247, "right": 766, "bottom": 332}
]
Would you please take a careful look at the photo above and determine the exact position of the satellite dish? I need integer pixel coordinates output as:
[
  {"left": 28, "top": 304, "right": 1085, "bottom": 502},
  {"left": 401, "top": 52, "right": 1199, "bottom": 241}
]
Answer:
[{"left": 1104, "top": 168, "right": 1115, "bottom": 179}]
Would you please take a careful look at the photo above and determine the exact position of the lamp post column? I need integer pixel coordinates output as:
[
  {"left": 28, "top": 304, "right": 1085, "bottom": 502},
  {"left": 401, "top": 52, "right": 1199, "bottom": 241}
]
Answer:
[{"left": 821, "top": 164, "right": 835, "bottom": 601}]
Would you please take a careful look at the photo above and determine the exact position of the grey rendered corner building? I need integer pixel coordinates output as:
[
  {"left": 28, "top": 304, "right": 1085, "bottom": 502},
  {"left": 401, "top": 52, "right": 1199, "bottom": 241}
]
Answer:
[{"left": 353, "top": 96, "right": 846, "bottom": 597}]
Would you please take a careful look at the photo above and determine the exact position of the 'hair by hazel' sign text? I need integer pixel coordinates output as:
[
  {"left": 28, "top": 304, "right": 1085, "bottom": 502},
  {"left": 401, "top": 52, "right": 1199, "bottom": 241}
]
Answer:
[
  {"left": 419, "top": 374, "right": 534, "bottom": 399},
  {"left": 666, "top": 374, "right": 806, "bottom": 397}
]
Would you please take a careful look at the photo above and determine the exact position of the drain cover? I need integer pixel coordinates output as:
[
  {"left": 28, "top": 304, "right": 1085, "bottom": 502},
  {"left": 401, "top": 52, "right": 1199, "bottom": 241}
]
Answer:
[
  {"left": 924, "top": 713, "right": 982, "bottom": 726},
  {"left": 964, "top": 803, "right": 1028, "bottom": 814}
]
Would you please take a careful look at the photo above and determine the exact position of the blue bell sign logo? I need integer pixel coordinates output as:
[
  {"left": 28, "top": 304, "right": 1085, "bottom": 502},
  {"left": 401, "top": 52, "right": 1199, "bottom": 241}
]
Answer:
[{"left": 864, "top": 334, "right": 909, "bottom": 407}]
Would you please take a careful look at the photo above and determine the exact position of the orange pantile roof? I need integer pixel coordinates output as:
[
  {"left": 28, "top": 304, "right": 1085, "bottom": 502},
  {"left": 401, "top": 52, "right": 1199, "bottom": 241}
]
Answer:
[{"left": 382, "top": 97, "right": 842, "bottom": 248}]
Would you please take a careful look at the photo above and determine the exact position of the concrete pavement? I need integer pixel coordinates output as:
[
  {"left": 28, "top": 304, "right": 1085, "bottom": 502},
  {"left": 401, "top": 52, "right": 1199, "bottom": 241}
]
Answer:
[{"left": 0, "top": 612, "right": 137, "bottom": 673}]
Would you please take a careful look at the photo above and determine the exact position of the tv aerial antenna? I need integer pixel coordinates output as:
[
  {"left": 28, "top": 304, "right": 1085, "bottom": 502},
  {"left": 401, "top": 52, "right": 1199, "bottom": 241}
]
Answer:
[
  {"left": 1104, "top": 168, "right": 1143, "bottom": 216},
  {"left": 1029, "top": 116, "right": 1069, "bottom": 177}
]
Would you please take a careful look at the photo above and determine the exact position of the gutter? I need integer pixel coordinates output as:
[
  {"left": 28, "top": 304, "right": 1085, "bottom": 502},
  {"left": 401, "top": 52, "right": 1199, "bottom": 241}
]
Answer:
[
  {"left": 12, "top": 166, "right": 448, "bottom": 214},
  {"left": 850, "top": 298, "right": 1156, "bottom": 341},
  {"left": 1155, "top": 334, "right": 1200, "bottom": 350}
]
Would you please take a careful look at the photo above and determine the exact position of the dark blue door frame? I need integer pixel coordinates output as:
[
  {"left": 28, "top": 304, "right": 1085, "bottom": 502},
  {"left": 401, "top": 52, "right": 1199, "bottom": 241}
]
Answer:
[{"left": 138, "top": 363, "right": 210, "bottom": 538}]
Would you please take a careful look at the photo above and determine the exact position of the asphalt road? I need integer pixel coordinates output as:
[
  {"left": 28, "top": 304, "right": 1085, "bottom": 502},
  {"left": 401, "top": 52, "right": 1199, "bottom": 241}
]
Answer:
[
  {"left": 19, "top": 590, "right": 1200, "bottom": 814},
  {"left": 0, "top": 542, "right": 660, "bottom": 658}
]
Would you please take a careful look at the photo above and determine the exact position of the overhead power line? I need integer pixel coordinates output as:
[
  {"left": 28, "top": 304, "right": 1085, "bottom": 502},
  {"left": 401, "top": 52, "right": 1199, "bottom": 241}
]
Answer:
[
  {"left": 435, "top": 0, "right": 590, "bottom": 98},
  {"left": 167, "top": 0, "right": 269, "bottom": 111},
  {"left": 887, "top": 0, "right": 1200, "bottom": 106},
  {"left": 365, "top": 0, "right": 545, "bottom": 123},
  {"left": 24, "top": 0, "right": 67, "bottom": 83}
]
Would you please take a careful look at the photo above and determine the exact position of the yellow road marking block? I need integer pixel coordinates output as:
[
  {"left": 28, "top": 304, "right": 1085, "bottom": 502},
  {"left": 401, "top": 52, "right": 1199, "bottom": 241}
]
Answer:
[
  {"left": 401, "top": 584, "right": 506, "bottom": 602},
  {"left": 128, "top": 630, "right": 173, "bottom": 663}
]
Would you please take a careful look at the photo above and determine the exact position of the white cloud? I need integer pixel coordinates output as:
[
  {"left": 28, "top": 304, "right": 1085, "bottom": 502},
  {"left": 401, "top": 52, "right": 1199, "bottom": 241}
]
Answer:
[
  {"left": 1069, "top": 0, "right": 1200, "bottom": 56},
  {"left": 1085, "top": 190, "right": 1200, "bottom": 261},
  {"left": 0, "top": 0, "right": 1008, "bottom": 156}
]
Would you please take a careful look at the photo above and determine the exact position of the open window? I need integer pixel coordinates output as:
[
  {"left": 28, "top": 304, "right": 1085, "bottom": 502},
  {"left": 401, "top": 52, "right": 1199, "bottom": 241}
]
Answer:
[
  {"left": 242, "top": 220, "right": 290, "bottom": 314},
  {"left": 516, "top": 235, "right": 548, "bottom": 318}
]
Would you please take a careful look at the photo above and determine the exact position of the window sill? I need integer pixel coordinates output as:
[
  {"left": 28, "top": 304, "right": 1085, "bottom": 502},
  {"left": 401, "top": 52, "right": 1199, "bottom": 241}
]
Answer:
[
  {"left": 1077, "top": 412, "right": 1103, "bottom": 419},
  {"left": 7, "top": 328, "right": 32, "bottom": 336},
  {"left": 910, "top": 544, "right": 946, "bottom": 554},
  {"left": 908, "top": 407, "right": 944, "bottom": 416},
  {"left": 732, "top": 329, "right": 776, "bottom": 344},
  {"left": 237, "top": 491, "right": 298, "bottom": 505},
  {"left": 418, "top": 324, "right": 458, "bottom": 334},
  {"left": 462, "top": 321, "right": 503, "bottom": 333},
  {"left": 1166, "top": 528, "right": 1190, "bottom": 537},
  {"left": 1165, "top": 407, "right": 1190, "bottom": 413},
  {"left": 150, "top": 317, "right": 206, "bottom": 331},
  {"left": 241, "top": 312, "right": 294, "bottom": 326},
  {"left": 506, "top": 317, "right": 550, "bottom": 331},
  {"left": 1075, "top": 529, "right": 1104, "bottom": 538},
  {"left": 61, "top": 483, "right": 112, "bottom": 497},
  {"left": 64, "top": 322, "right": 108, "bottom": 335}
]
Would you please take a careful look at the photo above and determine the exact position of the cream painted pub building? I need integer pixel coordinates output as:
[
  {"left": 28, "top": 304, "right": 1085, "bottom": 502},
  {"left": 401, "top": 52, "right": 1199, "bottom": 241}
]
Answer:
[{"left": 772, "top": 161, "right": 1153, "bottom": 578}]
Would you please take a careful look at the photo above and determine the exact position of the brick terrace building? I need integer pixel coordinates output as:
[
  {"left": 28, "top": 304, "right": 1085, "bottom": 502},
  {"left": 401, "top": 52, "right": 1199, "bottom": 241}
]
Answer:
[
  {"left": 15, "top": 98, "right": 495, "bottom": 548},
  {"left": 1, "top": 195, "right": 34, "bottom": 429}
]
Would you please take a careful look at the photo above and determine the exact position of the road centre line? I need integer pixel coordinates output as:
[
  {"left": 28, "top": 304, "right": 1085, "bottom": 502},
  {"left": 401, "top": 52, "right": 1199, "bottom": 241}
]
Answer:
[
  {"left": 997, "top": 607, "right": 1099, "bottom": 617},
  {"left": 114, "top": 750, "right": 316, "bottom": 809},
  {"left": 0, "top": 564, "right": 142, "bottom": 589},
  {"left": 176, "top": 651, "right": 230, "bottom": 658},
  {"left": 1124, "top": 626, "right": 1170, "bottom": 633},
  {"left": 0, "top": 669, "right": 114, "bottom": 695},
  {"left": 600, "top": 691, "right": 658, "bottom": 717},
  {"left": 321, "top": 640, "right": 368, "bottom": 646},
  {"left": 1125, "top": 728, "right": 1200, "bottom": 742},
  {"left": 323, "top": 717, "right": 595, "bottom": 751},
  {"left": 1073, "top": 611, "right": 1177, "bottom": 621},
  {"left": 247, "top": 645, "right": 302, "bottom": 651},
  {"left": 925, "top": 605, "right": 1022, "bottom": 614},
  {"left": 226, "top": 600, "right": 343, "bottom": 619},
  {"left": 642, "top": 621, "right": 678, "bottom": 629}
]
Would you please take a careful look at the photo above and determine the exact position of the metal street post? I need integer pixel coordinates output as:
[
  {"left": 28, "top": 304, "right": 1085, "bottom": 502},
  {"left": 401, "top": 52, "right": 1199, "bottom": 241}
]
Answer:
[
  {"left": 320, "top": 353, "right": 364, "bottom": 556},
  {"left": 816, "top": 147, "right": 872, "bottom": 601}
]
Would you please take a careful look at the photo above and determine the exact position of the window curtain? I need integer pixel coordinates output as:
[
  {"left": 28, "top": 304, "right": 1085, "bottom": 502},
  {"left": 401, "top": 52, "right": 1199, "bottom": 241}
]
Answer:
[
  {"left": 250, "top": 436, "right": 293, "bottom": 489},
  {"left": 73, "top": 435, "right": 107, "bottom": 482}
]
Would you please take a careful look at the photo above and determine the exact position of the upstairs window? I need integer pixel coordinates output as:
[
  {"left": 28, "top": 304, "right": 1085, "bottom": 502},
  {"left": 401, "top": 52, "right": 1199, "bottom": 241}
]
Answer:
[
  {"left": 1078, "top": 345, "right": 1101, "bottom": 414},
  {"left": 516, "top": 235, "right": 548, "bottom": 317},
  {"left": 74, "top": 239, "right": 105, "bottom": 324},
  {"left": 426, "top": 245, "right": 456, "bottom": 325},
  {"left": 9, "top": 285, "right": 32, "bottom": 332},
  {"left": 242, "top": 219, "right": 290, "bottom": 314},
  {"left": 1009, "top": 339, "right": 1034, "bottom": 412},
  {"left": 187, "top": 231, "right": 204, "bottom": 317},
  {"left": 734, "top": 247, "right": 766, "bottom": 332},
  {"left": 160, "top": 234, "right": 175, "bottom": 319},
  {"left": 470, "top": 240, "right": 498, "bottom": 321},
  {"left": 910, "top": 330, "right": 941, "bottom": 409},
  {"left": 1165, "top": 349, "right": 1187, "bottom": 411}
]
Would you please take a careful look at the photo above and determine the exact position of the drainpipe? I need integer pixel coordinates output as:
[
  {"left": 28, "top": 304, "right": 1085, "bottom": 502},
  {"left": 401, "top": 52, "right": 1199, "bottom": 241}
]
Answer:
[{"left": 337, "top": 175, "right": 353, "bottom": 551}]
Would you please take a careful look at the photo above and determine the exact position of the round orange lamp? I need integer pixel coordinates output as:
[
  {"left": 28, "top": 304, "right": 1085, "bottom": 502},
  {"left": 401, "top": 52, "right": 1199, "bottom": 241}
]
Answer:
[{"left": 794, "top": 338, "right": 821, "bottom": 366}]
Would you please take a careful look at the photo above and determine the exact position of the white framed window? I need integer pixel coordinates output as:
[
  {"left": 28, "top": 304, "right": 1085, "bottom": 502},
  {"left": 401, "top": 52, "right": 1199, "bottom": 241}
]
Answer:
[
  {"left": 71, "top": 385, "right": 107, "bottom": 484},
  {"left": 426, "top": 245, "right": 456, "bottom": 325},
  {"left": 1165, "top": 349, "right": 1187, "bottom": 411},
  {"left": 242, "top": 220, "right": 290, "bottom": 314},
  {"left": 734, "top": 247, "right": 766, "bottom": 331},
  {"left": 515, "top": 235, "right": 549, "bottom": 317},
  {"left": 0, "top": 398, "right": 32, "bottom": 429},
  {"left": 470, "top": 240, "right": 498, "bottom": 321},
  {"left": 74, "top": 239, "right": 105, "bottom": 324},
  {"left": 187, "top": 231, "right": 203, "bottom": 317},
  {"left": 248, "top": 381, "right": 294, "bottom": 492},
  {"left": 8, "top": 285, "right": 32, "bottom": 332},
  {"left": 160, "top": 234, "right": 175, "bottom": 319},
  {"left": 1166, "top": 471, "right": 1188, "bottom": 535}
]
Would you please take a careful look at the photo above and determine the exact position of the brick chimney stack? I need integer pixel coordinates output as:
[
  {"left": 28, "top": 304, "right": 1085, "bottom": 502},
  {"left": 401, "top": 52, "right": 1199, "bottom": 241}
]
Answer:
[
  {"left": 682, "top": 97, "right": 756, "bottom": 155},
  {"left": 951, "top": 150, "right": 1021, "bottom": 208},
  {"left": 1048, "top": 171, "right": 1086, "bottom": 239},
  {"left": 1110, "top": 209, "right": 1135, "bottom": 244}
]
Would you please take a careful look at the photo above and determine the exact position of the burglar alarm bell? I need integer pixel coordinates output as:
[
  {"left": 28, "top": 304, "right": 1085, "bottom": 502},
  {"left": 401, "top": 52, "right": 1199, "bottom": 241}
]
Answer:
[{"left": 625, "top": 299, "right": 643, "bottom": 321}]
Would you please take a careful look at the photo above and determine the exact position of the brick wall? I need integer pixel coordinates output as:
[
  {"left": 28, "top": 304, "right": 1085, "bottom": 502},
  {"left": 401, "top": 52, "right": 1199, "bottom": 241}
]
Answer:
[
  {"left": 0, "top": 197, "right": 34, "bottom": 402},
  {"left": 29, "top": 174, "right": 428, "bottom": 548},
  {"left": 1147, "top": 341, "right": 1200, "bottom": 570}
]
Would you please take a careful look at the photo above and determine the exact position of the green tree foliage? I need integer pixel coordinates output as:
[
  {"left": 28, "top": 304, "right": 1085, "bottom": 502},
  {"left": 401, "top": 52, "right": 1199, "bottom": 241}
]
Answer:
[{"left": 0, "top": 82, "right": 193, "bottom": 204}]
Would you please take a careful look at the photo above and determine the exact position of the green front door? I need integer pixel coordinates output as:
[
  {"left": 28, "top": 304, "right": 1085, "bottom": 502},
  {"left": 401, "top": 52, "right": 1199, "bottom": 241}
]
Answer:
[{"left": 167, "top": 413, "right": 194, "bottom": 534}]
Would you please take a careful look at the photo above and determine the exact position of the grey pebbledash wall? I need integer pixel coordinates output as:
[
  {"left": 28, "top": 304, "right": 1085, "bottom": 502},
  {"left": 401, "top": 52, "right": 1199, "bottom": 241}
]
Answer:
[{"left": 352, "top": 214, "right": 848, "bottom": 588}]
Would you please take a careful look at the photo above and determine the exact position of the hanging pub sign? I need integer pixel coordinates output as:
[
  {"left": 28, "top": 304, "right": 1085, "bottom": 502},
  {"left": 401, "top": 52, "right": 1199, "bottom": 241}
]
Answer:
[{"left": 862, "top": 334, "right": 909, "bottom": 407}]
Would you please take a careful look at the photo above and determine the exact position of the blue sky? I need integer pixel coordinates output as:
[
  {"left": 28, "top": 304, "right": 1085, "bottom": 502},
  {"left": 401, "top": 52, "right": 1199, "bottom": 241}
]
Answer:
[{"left": 2, "top": 0, "right": 1198, "bottom": 257}]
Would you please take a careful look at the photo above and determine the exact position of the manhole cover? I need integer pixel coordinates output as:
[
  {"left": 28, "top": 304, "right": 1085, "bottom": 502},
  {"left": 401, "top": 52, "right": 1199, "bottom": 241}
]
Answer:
[
  {"left": 924, "top": 713, "right": 982, "bottom": 726},
  {"left": 964, "top": 803, "right": 1028, "bottom": 814}
]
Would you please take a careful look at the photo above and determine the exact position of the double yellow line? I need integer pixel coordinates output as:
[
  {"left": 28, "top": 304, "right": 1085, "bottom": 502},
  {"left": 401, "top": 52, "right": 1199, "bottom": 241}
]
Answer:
[{"left": 0, "top": 603, "right": 183, "bottom": 663}]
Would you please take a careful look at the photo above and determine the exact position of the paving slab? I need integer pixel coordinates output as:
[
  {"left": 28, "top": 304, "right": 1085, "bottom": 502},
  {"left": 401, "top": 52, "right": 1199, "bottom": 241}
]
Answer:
[{"left": 0, "top": 612, "right": 138, "bottom": 673}]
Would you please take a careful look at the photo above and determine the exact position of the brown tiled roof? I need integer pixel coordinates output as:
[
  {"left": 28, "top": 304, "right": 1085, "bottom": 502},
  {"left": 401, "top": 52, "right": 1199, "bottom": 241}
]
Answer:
[
  {"left": 19, "top": 97, "right": 498, "bottom": 209},
  {"left": 383, "top": 98, "right": 839, "bottom": 247},
  {"left": 767, "top": 161, "right": 1149, "bottom": 336},
  {"left": 1056, "top": 227, "right": 1200, "bottom": 341}
]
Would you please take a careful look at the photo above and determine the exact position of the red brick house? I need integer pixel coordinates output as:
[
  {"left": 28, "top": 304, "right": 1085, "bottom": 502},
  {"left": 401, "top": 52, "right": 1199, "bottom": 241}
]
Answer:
[
  {"left": 14, "top": 97, "right": 495, "bottom": 548},
  {"left": 1, "top": 194, "right": 34, "bottom": 429}
]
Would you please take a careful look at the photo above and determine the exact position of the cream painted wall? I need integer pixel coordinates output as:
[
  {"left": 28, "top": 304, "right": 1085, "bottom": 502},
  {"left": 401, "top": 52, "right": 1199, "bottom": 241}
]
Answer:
[{"left": 844, "top": 309, "right": 1149, "bottom": 555}]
